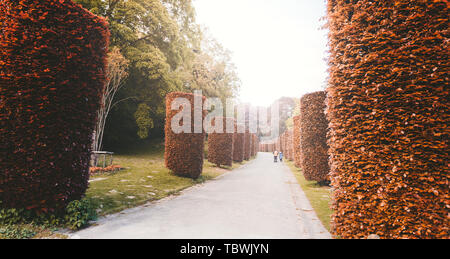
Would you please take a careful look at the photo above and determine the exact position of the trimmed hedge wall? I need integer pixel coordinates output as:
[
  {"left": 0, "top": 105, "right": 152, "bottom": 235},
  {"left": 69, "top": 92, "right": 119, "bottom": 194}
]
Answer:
[
  {"left": 285, "top": 131, "right": 289, "bottom": 159},
  {"left": 327, "top": 0, "right": 449, "bottom": 239},
  {"left": 254, "top": 135, "right": 259, "bottom": 155},
  {"left": 299, "top": 91, "right": 330, "bottom": 184},
  {"left": 253, "top": 135, "right": 257, "bottom": 157},
  {"left": 233, "top": 124, "right": 245, "bottom": 162},
  {"left": 293, "top": 116, "right": 302, "bottom": 168},
  {"left": 0, "top": 0, "right": 109, "bottom": 212},
  {"left": 208, "top": 117, "right": 235, "bottom": 167},
  {"left": 251, "top": 134, "right": 258, "bottom": 157},
  {"left": 243, "top": 130, "right": 252, "bottom": 161},
  {"left": 261, "top": 143, "right": 272, "bottom": 153},
  {"left": 270, "top": 143, "right": 276, "bottom": 153},
  {"left": 286, "top": 130, "right": 294, "bottom": 161},
  {"left": 249, "top": 134, "right": 254, "bottom": 158},
  {"left": 165, "top": 92, "right": 206, "bottom": 179}
]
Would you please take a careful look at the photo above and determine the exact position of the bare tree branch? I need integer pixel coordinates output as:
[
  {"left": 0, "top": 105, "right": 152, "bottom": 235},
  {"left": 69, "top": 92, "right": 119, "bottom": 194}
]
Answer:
[{"left": 93, "top": 47, "right": 129, "bottom": 152}]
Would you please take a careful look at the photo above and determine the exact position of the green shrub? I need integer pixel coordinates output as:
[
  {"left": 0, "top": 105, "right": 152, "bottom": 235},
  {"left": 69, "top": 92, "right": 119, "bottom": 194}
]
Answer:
[
  {"left": 65, "top": 199, "right": 97, "bottom": 230},
  {"left": 0, "top": 199, "right": 97, "bottom": 231},
  {"left": 0, "top": 225, "right": 37, "bottom": 239},
  {"left": 0, "top": 207, "right": 27, "bottom": 225}
]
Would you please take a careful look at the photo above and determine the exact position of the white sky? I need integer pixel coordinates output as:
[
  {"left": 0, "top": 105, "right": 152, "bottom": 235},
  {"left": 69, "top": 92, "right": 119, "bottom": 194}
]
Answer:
[{"left": 194, "top": 0, "right": 329, "bottom": 107}]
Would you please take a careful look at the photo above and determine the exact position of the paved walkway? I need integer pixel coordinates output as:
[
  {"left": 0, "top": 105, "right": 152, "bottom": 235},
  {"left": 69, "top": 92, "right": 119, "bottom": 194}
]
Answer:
[{"left": 72, "top": 153, "right": 331, "bottom": 239}]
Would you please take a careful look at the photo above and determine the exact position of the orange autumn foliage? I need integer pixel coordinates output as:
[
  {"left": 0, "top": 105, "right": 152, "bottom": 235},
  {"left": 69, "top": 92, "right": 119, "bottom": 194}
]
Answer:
[
  {"left": 0, "top": 0, "right": 109, "bottom": 212},
  {"left": 164, "top": 92, "right": 207, "bottom": 179},
  {"left": 89, "top": 165, "right": 123, "bottom": 175},
  {"left": 327, "top": 0, "right": 449, "bottom": 239},
  {"left": 243, "top": 130, "right": 252, "bottom": 161},
  {"left": 233, "top": 126, "right": 245, "bottom": 162},
  {"left": 293, "top": 116, "right": 302, "bottom": 168},
  {"left": 208, "top": 117, "right": 235, "bottom": 167},
  {"left": 299, "top": 91, "right": 330, "bottom": 184}
]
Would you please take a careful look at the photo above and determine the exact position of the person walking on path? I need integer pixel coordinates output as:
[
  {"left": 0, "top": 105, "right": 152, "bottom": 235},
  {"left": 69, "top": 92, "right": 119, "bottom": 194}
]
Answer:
[
  {"left": 273, "top": 150, "right": 278, "bottom": 163},
  {"left": 279, "top": 152, "right": 283, "bottom": 162}
]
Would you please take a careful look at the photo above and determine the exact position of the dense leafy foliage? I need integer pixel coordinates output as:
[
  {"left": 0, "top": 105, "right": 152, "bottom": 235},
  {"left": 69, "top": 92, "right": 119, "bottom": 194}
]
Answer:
[
  {"left": 208, "top": 118, "right": 235, "bottom": 167},
  {"left": 0, "top": 199, "right": 97, "bottom": 231},
  {"left": 299, "top": 91, "right": 330, "bottom": 184},
  {"left": 285, "top": 130, "right": 293, "bottom": 161},
  {"left": 74, "top": 0, "right": 240, "bottom": 149},
  {"left": 293, "top": 116, "right": 302, "bottom": 168},
  {"left": 252, "top": 134, "right": 259, "bottom": 157},
  {"left": 0, "top": 0, "right": 109, "bottom": 212},
  {"left": 233, "top": 127, "right": 245, "bottom": 163},
  {"left": 164, "top": 92, "right": 206, "bottom": 179},
  {"left": 259, "top": 143, "right": 275, "bottom": 153},
  {"left": 327, "top": 0, "right": 449, "bottom": 239},
  {"left": 243, "top": 131, "right": 252, "bottom": 161},
  {"left": 0, "top": 225, "right": 37, "bottom": 239}
]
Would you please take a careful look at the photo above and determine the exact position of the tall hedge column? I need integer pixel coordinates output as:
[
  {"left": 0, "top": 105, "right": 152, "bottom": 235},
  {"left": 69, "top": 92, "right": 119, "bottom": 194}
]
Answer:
[
  {"left": 286, "top": 130, "right": 293, "bottom": 161},
  {"left": 0, "top": 0, "right": 109, "bottom": 212},
  {"left": 299, "top": 91, "right": 330, "bottom": 184},
  {"left": 327, "top": 0, "right": 449, "bottom": 239},
  {"left": 293, "top": 116, "right": 302, "bottom": 168},
  {"left": 243, "top": 130, "right": 252, "bottom": 161},
  {"left": 208, "top": 117, "right": 235, "bottom": 167},
  {"left": 164, "top": 92, "right": 206, "bottom": 179},
  {"left": 233, "top": 127, "right": 245, "bottom": 163}
]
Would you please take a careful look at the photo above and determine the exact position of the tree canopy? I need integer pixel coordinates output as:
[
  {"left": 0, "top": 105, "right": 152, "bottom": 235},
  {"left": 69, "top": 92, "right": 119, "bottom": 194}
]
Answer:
[{"left": 74, "top": 0, "right": 240, "bottom": 149}]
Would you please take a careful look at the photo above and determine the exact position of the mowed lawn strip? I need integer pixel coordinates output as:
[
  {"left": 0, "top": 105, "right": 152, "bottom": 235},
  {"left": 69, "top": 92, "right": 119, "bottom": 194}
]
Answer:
[
  {"left": 86, "top": 141, "right": 247, "bottom": 216},
  {"left": 285, "top": 160, "right": 332, "bottom": 232}
]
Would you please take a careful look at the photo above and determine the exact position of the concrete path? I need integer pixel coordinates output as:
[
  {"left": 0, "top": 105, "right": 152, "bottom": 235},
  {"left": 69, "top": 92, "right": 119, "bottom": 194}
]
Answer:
[{"left": 72, "top": 153, "right": 331, "bottom": 239}]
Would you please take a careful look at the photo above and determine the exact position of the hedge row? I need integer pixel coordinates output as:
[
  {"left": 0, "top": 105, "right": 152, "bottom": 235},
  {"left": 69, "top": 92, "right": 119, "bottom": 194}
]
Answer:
[
  {"left": 256, "top": 136, "right": 260, "bottom": 155},
  {"left": 275, "top": 130, "right": 293, "bottom": 160},
  {"left": 0, "top": 0, "right": 109, "bottom": 212},
  {"left": 208, "top": 118, "right": 235, "bottom": 167},
  {"left": 270, "top": 143, "right": 276, "bottom": 153},
  {"left": 251, "top": 134, "right": 259, "bottom": 157},
  {"left": 260, "top": 143, "right": 276, "bottom": 153},
  {"left": 255, "top": 135, "right": 259, "bottom": 155},
  {"left": 259, "top": 143, "right": 265, "bottom": 152},
  {"left": 327, "top": 0, "right": 449, "bottom": 239},
  {"left": 299, "top": 91, "right": 330, "bottom": 184},
  {"left": 286, "top": 130, "right": 294, "bottom": 161},
  {"left": 164, "top": 92, "right": 206, "bottom": 179},
  {"left": 293, "top": 116, "right": 302, "bottom": 168},
  {"left": 254, "top": 135, "right": 257, "bottom": 157},
  {"left": 249, "top": 134, "right": 254, "bottom": 158},
  {"left": 243, "top": 130, "right": 252, "bottom": 161},
  {"left": 233, "top": 127, "right": 245, "bottom": 162},
  {"left": 261, "top": 143, "right": 270, "bottom": 153}
]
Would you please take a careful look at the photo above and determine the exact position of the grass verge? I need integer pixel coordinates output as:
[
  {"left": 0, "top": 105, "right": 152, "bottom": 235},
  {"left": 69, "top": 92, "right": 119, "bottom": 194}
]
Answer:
[
  {"left": 86, "top": 140, "right": 246, "bottom": 216},
  {"left": 285, "top": 160, "right": 333, "bottom": 232}
]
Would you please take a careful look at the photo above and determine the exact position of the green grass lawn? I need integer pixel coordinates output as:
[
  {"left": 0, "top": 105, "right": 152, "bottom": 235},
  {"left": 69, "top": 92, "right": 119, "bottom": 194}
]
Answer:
[
  {"left": 284, "top": 160, "right": 333, "bottom": 232},
  {"left": 86, "top": 140, "right": 246, "bottom": 216}
]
